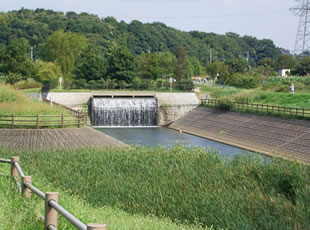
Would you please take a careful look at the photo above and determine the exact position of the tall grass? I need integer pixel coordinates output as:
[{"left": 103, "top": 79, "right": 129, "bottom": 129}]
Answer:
[
  {"left": 0, "top": 84, "right": 68, "bottom": 116},
  {"left": 1, "top": 146, "right": 309, "bottom": 229},
  {"left": 0, "top": 163, "right": 211, "bottom": 230}
]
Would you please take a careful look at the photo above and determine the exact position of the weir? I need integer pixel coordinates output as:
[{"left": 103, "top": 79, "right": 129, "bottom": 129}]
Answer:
[{"left": 89, "top": 95, "right": 158, "bottom": 127}]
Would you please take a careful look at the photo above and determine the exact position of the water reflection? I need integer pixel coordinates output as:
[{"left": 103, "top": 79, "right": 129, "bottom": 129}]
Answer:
[{"left": 97, "top": 127, "right": 251, "bottom": 157}]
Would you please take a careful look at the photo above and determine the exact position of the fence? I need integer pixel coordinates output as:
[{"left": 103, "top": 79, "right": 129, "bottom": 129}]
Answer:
[
  {"left": 0, "top": 113, "right": 85, "bottom": 129},
  {"left": 0, "top": 157, "right": 106, "bottom": 230},
  {"left": 201, "top": 99, "right": 310, "bottom": 119}
]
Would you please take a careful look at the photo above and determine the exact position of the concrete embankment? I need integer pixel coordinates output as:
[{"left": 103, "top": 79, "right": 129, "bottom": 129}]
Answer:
[
  {"left": 0, "top": 127, "right": 126, "bottom": 150},
  {"left": 169, "top": 107, "right": 310, "bottom": 163}
]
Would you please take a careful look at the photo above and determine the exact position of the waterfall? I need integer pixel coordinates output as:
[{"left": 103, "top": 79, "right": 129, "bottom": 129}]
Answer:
[{"left": 90, "top": 96, "right": 158, "bottom": 127}]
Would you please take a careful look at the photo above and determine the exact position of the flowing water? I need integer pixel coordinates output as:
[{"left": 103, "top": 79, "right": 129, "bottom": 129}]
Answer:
[{"left": 90, "top": 97, "right": 158, "bottom": 127}]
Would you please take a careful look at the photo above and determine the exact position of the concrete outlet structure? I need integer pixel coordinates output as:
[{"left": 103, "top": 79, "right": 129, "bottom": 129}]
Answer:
[{"left": 30, "top": 92, "right": 200, "bottom": 126}]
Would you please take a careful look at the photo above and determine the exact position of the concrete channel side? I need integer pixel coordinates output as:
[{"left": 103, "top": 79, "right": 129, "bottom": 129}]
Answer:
[
  {"left": 169, "top": 107, "right": 310, "bottom": 164},
  {"left": 29, "top": 92, "right": 200, "bottom": 126}
]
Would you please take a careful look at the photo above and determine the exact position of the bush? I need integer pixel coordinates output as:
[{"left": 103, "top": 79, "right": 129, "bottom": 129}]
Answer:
[
  {"left": 176, "top": 79, "right": 194, "bottom": 91},
  {"left": 14, "top": 80, "right": 42, "bottom": 90},
  {"left": 217, "top": 98, "right": 233, "bottom": 110},
  {"left": 227, "top": 73, "right": 262, "bottom": 89}
]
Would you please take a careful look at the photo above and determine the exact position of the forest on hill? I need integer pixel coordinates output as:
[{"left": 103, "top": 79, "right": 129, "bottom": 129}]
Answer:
[{"left": 0, "top": 8, "right": 288, "bottom": 90}]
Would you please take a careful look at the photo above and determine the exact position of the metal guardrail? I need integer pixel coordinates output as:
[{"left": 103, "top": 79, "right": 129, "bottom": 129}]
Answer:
[
  {"left": 0, "top": 156, "right": 106, "bottom": 230},
  {"left": 0, "top": 158, "right": 11, "bottom": 164},
  {"left": 201, "top": 99, "right": 310, "bottom": 119}
]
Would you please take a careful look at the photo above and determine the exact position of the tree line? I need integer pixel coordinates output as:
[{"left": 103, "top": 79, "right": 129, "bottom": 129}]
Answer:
[{"left": 0, "top": 8, "right": 303, "bottom": 90}]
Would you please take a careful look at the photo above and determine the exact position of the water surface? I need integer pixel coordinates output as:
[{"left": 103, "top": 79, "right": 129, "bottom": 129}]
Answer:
[{"left": 98, "top": 127, "right": 251, "bottom": 157}]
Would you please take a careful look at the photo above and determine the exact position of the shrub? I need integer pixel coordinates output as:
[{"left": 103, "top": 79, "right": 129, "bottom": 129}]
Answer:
[
  {"left": 217, "top": 98, "right": 233, "bottom": 110},
  {"left": 14, "top": 80, "right": 42, "bottom": 90},
  {"left": 227, "top": 73, "right": 262, "bottom": 89},
  {"left": 176, "top": 79, "right": 194, "bottom": 91}
]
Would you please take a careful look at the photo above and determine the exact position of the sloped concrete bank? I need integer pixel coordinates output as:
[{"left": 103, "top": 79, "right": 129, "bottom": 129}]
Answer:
[
  {"left": 169, "top": 107, "right": 310, "bottom": 164},
  {"left": 29, "top": 92, "right": 200, "bottom": 126}
]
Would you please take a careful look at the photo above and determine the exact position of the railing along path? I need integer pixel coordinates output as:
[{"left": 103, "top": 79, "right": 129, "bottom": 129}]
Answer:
[
  {"left": 1, "top": 157, "right": 106, "bottom": 230},
  {"left": 201, "top": 99, "right": 310, "bottom": 119}
]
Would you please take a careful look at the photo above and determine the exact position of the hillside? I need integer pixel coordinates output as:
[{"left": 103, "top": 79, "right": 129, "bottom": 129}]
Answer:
[{"left": 0, "top": 8, "right": 281, "bottom": 65}]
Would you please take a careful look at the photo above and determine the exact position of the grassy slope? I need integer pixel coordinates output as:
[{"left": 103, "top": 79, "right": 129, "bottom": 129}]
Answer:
[
  {"left": 0, "top": 84, "right": 68, "bottom": 115},
  {"left": 1, "top": 146, "right": 309, "bottom": 229},
  {"left": 199, "top": 86, "right": 310, "bottom": 109},
  {"left": 0, "top": 163, "right": 209, "bottom": 230}
]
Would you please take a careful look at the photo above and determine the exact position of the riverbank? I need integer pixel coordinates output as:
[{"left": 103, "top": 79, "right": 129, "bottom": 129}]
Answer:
[{"left": 169, "top": 107, "right": 310, "bottom": 164}]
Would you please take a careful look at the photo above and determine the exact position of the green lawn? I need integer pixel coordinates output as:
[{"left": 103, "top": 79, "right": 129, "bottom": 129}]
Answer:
[{"left": 199, "top": 85, "right": 310, "bottom": 109}]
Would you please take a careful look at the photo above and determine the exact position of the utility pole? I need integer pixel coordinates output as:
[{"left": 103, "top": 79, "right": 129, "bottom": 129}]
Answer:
[
  {"left": 209, "top": 49, "right": 212, "bottom": 63},
  {"left": 30, "top": 47, "right": 33, "bottom": 61},
  {"left": 290, "top": 0, "right": 310, "bottom": 55}
]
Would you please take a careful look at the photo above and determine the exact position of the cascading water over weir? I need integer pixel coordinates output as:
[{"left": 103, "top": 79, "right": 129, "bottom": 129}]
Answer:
[{"left": 89, "top": 95, "right": 158, "bottom": 127}]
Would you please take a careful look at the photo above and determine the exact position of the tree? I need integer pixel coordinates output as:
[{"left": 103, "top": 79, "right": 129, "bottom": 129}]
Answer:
[
  {"left": 275, "top": 54, "right": 297, "bottom": 70},
  {"left": 43, "top": 30, "right": 87, "bottom": 83},
  {"left": 1, "top": 38, "right": 34, "bottom": 80},
  {"left": 258, "top": 57, "right": 275, "bottom": 68},
  {"left": 155, "top": 51, "right": 176, "bottom": 79},
  {"left": 33, "top": 60, "right": 62, "bottom": 84},
  {"left": 225, "top": 58, "right": 249, "bottom": 74},
  {"left": 188, "top": 56, "right": 204, "bottom": 76},
  {"left": 295, "top": 56, "right": 310, "bottom": 76},
  {"left": 174, "top": 46, "right": 190, "bottom": 80},
  {"left": 138, "top": 52, "right": 161, "bottom": 80},
  {"left": 106, "top": 41, "right": 137, "bottom": 83},
  {"left": 206, "top": 61, "right": 230, "bottom": 83},
  {"left": 75, "top": 45, "right": 107, "bottom": 82}
]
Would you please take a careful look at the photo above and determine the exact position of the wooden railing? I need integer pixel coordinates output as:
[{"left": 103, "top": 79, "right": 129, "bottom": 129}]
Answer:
[
  {"left": 201, "top": 99, "right": 310, "bottom": 119},
  {"left": 0, "top": 113, "right": 85, "bottom": 129},
  {"left": 0, "top": 157, "right": 106, "bottom": 230}
]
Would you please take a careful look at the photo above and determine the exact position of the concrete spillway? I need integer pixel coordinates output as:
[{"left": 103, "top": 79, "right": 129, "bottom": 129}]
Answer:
[{"left": 89, "top": 96, "right": 158, "bottom": 127}]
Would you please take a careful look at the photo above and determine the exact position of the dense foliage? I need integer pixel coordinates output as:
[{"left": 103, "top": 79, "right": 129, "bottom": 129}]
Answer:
[
  {"left": 0, "top": 8, "right": 285, "bottom": 90},
  {"left": 1, "top": 146, "right": 309, "bottom": 229}
]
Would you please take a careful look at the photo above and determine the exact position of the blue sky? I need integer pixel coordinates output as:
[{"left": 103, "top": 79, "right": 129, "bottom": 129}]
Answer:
[{"left": 2, "top": 0, "right": 300, "bottom": 51}]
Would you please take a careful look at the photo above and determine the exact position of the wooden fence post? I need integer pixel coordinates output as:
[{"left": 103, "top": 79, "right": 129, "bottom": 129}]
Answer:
[
  {"left": 45, "top": 192, "right": 59, "bottom": 230},
  {"left": 22, "top": 176, "right": 32, "bottom": 199},
  {"left": 11, "top": 156, "right": 19, "bottom": 178},
  {"left": 36, "top": 114, "right": 39, "bottom": 129},
  {"left": 12, "top": 114, "right": 15, "bottom": 129},
  {"left": 61, "top": 114, "right": 64, "bottom": 129},
  {"left": 78, "top": 112, "right": 81, "bottom": 128},
  {"left": 87, "top": 224, "right": 107, "bottom": 230}
]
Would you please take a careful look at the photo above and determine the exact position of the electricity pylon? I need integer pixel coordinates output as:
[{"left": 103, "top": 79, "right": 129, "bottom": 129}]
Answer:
[{"left": 290, "top": 0, "right": 310, "bottom": 55}]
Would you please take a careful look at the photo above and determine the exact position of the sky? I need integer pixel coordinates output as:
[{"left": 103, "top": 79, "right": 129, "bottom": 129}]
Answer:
[{"left": 1, "top": 0, "right": 301, "bottom": 51}]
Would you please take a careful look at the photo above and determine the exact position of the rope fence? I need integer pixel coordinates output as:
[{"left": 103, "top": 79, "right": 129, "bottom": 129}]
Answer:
[
  {"left": 201, "top": 99, "right": 310, "bottom": 119},
  {"left": 1, "top": 156, "right": 106, "bottom": 230}
]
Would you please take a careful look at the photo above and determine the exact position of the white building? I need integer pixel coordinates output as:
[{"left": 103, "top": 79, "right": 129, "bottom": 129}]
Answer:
[{"left": 278, "top": 69, "right": 291, "bottom": 77}]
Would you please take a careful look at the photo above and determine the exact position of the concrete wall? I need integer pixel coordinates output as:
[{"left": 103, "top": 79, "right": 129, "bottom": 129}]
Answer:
[
  {"left": 155, "top": 93, "right": 199, "bottom": 125},
  {"left": 28, "top": 92, "right": 200, "bottom": 126}
]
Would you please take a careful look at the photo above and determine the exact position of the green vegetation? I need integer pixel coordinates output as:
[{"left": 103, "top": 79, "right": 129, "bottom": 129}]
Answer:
[
  {"left": 0, "top": 163, "right": 208, "bottom": 230},
  {"left": 0, "top": 84, "right": 67, "bottom": 115},
  {"left": 200, "top": 83, "right": 310, "bottom": 109},
  {"left": 0, "top": 8, "right": 284, "bottom": 92},
  {"left": 0, "top": 146, "right": 309, "bottom": 229}
]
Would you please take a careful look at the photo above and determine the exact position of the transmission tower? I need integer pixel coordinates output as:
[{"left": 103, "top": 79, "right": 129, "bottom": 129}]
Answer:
[{"left": 290, "top": 0, "right": 310, "bottom": 55}]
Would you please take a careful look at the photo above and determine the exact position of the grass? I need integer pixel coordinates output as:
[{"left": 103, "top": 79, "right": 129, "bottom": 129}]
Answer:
[
  {"left": 199, "top": 85, "right": 310, "bottom": 109},
  {"left": 0, "top": 84, "right": 69, "bottom": 116},
  {"left": 0, "top": 146, "right": 309, "bottom": 229},
  {"left": 0, "top": 162, "right": 212, "bottom": 230},
  {"left": 0, "top": 84, "right": 80, "bottom": 128}
]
